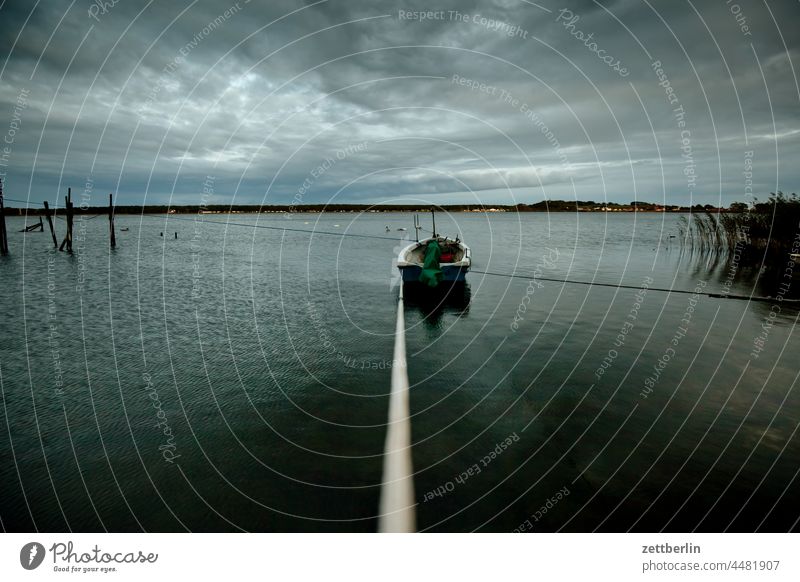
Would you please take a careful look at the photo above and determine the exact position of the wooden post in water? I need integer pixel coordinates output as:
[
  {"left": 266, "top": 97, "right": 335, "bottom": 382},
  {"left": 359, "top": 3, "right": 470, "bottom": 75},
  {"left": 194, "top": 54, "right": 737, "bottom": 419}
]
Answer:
[
  {"left": 59, "top": 188, "right": 73, "bottom": 252},
  {"left": 67, "top": 189, "right": 73, "bottom": 252},
  {"left": 21, "top": 219, "right": 43, "bottom": 232},
  {"left": 108, "top": 193, "right": 116, "bottom": 248},
  {"left": 0, "top": 179, "right": 8, "bottom": 255},
  {"left": 43, "top": 200, "right": 57, "bottom": 247}
]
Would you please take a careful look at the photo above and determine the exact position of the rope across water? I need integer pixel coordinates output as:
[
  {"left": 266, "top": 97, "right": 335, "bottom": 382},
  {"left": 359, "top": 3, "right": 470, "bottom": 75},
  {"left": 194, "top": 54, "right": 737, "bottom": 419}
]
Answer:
[{"left": 4, "top": 201, "right": 793, "bottom": 303}]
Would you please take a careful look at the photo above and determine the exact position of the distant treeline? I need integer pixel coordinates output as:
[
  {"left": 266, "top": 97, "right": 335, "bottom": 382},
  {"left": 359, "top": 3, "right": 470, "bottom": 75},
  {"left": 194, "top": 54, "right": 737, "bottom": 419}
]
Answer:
[{"left": 3, "top": 200, "right": 744, "bottom": 215}]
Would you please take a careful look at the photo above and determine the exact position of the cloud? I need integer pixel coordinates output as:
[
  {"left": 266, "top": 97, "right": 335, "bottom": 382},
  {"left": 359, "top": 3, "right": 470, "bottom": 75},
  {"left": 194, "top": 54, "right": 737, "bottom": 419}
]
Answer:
[{"left": 0, "top": 0, "right": 798, "bottom": 207}]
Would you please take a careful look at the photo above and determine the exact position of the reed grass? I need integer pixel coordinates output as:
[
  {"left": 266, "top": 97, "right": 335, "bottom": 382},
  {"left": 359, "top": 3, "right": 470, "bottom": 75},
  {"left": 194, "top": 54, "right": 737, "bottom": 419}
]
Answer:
[{"left": 682, "top": 192, "right": 800, "bottom": 263}]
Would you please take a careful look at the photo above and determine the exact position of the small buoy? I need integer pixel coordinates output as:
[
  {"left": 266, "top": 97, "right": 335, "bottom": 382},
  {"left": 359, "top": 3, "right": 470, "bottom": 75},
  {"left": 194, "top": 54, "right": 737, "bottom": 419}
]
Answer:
[
  {"left": 175, "top": 232, "right": 177, "bottom": 239},
  {"left": 160, "top": 232, "right": 163, "bottom": 236},
  {"left": 334, "top": 224, "right": 340, "bottom": 227}
]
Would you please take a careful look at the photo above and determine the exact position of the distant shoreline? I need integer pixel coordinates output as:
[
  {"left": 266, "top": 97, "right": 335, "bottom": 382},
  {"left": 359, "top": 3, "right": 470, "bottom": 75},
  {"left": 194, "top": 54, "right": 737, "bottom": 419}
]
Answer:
[{"left": 2, "top": 202, "right": 733, "bottom": 215}]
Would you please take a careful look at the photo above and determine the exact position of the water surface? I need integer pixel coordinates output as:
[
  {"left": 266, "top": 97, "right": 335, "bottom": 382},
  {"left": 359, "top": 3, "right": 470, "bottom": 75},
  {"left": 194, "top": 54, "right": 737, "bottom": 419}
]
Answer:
[{"left": 1, "top": 211, "right": 798, "bottom": 532}]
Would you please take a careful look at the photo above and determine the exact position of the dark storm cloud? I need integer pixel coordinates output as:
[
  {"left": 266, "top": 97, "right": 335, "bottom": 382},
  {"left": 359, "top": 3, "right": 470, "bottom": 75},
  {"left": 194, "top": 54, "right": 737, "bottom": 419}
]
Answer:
[{"left": 0, "top": 0, "right": 798, "bottom": 207}]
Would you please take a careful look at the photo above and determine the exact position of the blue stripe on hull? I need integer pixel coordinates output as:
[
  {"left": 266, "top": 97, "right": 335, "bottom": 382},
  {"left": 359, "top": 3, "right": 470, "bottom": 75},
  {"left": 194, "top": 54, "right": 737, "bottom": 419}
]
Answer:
[{"left": 400, "top": 266, "right": 468, "bottom": 283}]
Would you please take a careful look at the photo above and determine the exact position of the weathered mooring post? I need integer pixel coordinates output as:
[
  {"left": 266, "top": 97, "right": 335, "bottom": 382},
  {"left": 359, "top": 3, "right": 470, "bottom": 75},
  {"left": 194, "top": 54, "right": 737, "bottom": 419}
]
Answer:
[
  {"left": 21, "top": 216, "right": 43, "bottom": 232},
  {"left": 0, "top": 179, "right": 8, "bottom": 255},
  {"left": 59, "top": 188, "right": 73, "bottom": 253},
  {"left": 43, "top": 200, "right": 57, "bottom": 247},
  {"left": 109, "top": 193, "right": 116, "bottom": 248}
]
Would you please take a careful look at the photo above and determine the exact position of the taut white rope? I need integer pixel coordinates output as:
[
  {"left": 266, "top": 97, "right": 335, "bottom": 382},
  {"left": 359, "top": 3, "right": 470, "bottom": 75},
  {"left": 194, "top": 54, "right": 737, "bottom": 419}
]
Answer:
[{"left": 377, "top": 284, "right": 416, "bottom": 532}]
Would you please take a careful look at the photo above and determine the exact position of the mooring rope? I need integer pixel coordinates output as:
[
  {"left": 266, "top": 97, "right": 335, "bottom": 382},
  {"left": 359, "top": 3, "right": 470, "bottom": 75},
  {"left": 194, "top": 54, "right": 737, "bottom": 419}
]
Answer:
[
  {"left": 0, "top": 197, "right": 49, "bottom": 206},
  {"left": 470, "top": 269, "right": 800, "bottom": 304},
  {"left": 2, "top": 197, "right": 102, "bottom": 221},
  {"left": 140, "top": 213, "right": 401, "bottom": 241},
  {"left": 141, "top": 215, "right": 795, "bottom": 304},
  {"left": 5, "top": 200, "right": 792, "bottom": 304},
  {"left": 378, "top": 283, "right": 416, "bottom": 533}
]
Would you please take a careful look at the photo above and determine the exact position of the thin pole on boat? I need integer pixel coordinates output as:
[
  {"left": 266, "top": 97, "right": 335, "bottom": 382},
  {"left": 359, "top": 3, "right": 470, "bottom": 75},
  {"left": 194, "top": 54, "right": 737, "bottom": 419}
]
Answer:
[
  {"left": 414, "top": 214, "right": 419, "bottom": 243},
  {"left": 378, "top": 282, "right": 416, "bottom": 533},
  {"left": 431, "top": 207, "right": 436, "bottom": 237}
]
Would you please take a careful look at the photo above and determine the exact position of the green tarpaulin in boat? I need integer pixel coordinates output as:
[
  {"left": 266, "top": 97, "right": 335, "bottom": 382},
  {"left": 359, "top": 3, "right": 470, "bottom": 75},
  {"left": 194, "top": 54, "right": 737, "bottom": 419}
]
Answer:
[{"left": 418, "top": 240, "right": 443, "bottom": 287}]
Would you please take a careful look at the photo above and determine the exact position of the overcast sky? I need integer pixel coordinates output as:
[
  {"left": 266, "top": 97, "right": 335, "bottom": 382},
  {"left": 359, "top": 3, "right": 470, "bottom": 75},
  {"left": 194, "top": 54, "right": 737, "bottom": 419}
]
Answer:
[{"left": 0, "top": 0, "right": 798, "bottom": 207}]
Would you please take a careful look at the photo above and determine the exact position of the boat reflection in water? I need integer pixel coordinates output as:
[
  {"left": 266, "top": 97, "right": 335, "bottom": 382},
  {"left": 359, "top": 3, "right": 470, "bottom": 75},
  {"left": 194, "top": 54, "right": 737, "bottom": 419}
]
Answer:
[{"left": 403, "top": 281, "right": 471, "bottom": 329}]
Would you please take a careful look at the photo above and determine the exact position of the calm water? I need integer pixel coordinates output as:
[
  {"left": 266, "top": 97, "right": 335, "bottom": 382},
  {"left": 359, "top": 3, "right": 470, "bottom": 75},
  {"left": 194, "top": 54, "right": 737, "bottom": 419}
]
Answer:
[{"left": 1, "top": 211, "right": 798, "bottom": 532}]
